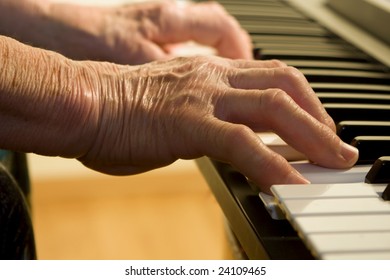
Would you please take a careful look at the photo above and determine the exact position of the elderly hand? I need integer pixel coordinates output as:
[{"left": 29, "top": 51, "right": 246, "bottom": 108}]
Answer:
[
  {"left": 73, "top": 56, "right": 358, "bottom": 192},
  {"left": 0, "top": 0, "right": 252, "bottom": 64}
]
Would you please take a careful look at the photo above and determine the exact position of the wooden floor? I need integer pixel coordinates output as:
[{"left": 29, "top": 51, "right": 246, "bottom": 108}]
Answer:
[{"left": 29, "top": 156, "right": 228, "bottom": 260}]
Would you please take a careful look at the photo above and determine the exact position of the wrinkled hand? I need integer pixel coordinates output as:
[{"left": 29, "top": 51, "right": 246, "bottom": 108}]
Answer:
[
  {"left": 48, "top": 1, "right": 252, "bottom": 64},
  {"left": 75, "top": 56, "right": 358, "bottom": 192}
]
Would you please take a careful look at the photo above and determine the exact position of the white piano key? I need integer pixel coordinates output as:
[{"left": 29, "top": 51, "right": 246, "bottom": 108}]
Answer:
[
  {"left": 307, "top": 232, "right": 390, "bottom": 258},
  {"left": 257, "top": 132, "right": 306, "bottom": 161},
  {"left": 294, "top": 214, "right": 390, "bottom": 234},
  {"left": 290, "top": 161, "right": 372, "bottom": 184},
  {"left": 281, "top": 197, "right": 390, "bottom": 218},
  {"left": 322, "top": 251, "right": 390, "bottom": 260},
  {"left": 271, "top": 183, "right": 380, "bottom": 201},
  {"left": 264, "top": 183, "right": 387, "bottom": 220}
]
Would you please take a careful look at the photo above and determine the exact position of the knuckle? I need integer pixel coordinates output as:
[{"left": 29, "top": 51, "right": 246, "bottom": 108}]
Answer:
[
  {"left": 282, "top": 66, "right": 304, "bottom": 81},
  {"left": 259, "top": 89, "right": 297, "bottom": 124},
  {"left": 192, "top": 56, "right": 230, "bottom": 75},
  {"left": 269, "top": 59, "right": 287, "bottom": 68},
  {"left": 192, "top": 55, "right": 214, "bottom": 66},
  {"left": 169, "top": 56, "right": 217, "bottom": 74},
  {"left": 222, "top": 124, "right": 253, "bottom": 150},
  {"left": 276, "top": 66, "right": 312, "bottom": 96},
  {"left": 260, "top": 89, "right": 292, "bottom": 109}
]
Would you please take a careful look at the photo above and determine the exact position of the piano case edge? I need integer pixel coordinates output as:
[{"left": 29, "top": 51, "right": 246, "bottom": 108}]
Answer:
[{"left": 195, "top": 156, "right": 314, "bottom": 260}]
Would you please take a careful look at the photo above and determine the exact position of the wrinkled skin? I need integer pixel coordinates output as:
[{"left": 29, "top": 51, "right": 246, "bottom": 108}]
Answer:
[{"left": 72, "top": 56, "right": 358, "bottom": 192}]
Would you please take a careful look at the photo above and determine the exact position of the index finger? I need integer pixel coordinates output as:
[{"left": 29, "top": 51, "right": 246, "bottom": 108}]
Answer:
[{"left": 193, "top": 117, "right": 310, "bottom": 193}]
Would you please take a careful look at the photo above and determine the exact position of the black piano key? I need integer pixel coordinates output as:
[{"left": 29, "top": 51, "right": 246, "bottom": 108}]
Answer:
[
  {"left": 223, "top": 5, "right": 305, "bottom": 19},
  {"left": 365, "top": 156, "right": 390, "bottom": 184},
  {"left": 247, "top": 27, "right": 329, "bottom": 37},
  {"left": 318, "top": 93, "right": 390, "bottom": 104},
  {"left": 224, "top": 4, "right": 300, "bottom": 11},
  {"left": 251, "top": 34, "right": 347, "bottom": 46},
  {"left": 226, "top": 7, "right": 293, "bottom": 16},
  {"left": 337, "top": 121, "right": 390, "bottom": 143},
  {"left": 351, "top": 136, "right": 390, "bottom": 164},
  {"left": 253, "top": 40, "right": 354, "bottom": 52},
  {"left": 282, "top": 60, "right": 386, "bottom": 71},
  {"left": 312, "top": 83, "right": 390, "bottom": 93},
  {"left": 259, "top": 48, "right": 364, "bottom": 58},
  {"left": 237, "top": 16, "right": 319, "bottom": 24},
  {"left": 381, "top": 184, "right": 390, "bottom": 201},
  {"left": 301, "top": 69, "right": 390, "bottom": 84},
  {"left": 324, "top": 104, "right": 390, "bottom": 123},
  {"left": 252, "top": 35, "right": 359, "bottom": 51},
  {"left": 222, "top": 1, "right": 290, "bottom": 12},
  {"left": 326, "top": 92, "right": 390, "bottom": 103},
  {"left": 257, "top": 49, "right": 369, "bottom": 61}
]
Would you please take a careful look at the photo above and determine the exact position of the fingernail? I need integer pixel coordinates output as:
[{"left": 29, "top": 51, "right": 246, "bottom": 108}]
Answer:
[{"left": 341, "top": 142, "right": 359, "bottom": 165}]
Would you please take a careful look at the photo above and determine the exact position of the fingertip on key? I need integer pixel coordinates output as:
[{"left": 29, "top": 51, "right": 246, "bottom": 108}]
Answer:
[{"left": 340, "top": 142, "right": 359, "bottom": 166}]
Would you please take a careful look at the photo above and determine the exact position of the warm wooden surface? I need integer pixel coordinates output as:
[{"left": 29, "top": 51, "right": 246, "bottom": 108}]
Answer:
[{"left": 29, "top": 156, "right": 227, "bottom": 260}]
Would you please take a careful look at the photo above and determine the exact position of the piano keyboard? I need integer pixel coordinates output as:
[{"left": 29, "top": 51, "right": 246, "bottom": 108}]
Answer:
[
  {"left": 269, "top": 158, "right": 390, "bottom": 259},
  {"left": 196, "top": 0, "right": 390, "bottom": 259}
]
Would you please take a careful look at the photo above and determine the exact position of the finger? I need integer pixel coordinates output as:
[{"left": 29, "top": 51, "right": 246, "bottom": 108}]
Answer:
[
  {"left": 149, "top": 2, "right": 253, "bottom": 60},
  {"left": 217, "top": 88, "right": 358, "bottom": 169},
  {"left": 230, "top": 59, "right": 287, "bottom": 69},
  {"left": 193, "top": 117, "right": 310, "bottom": 193},
  {"left": 227, "top": 66, "right": 336, "bottom": 131}
]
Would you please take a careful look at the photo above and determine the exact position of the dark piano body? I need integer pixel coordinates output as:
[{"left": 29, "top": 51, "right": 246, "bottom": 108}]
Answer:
[
  {"left": 196, "top": 0, "right": 390, "bottom": 259},
  {"left": 0, "top": 150, "right": 36, "bottom": 259}
]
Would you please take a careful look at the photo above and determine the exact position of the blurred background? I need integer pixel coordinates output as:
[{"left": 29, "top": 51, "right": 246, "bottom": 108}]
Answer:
[{"left": 29, "top": 155, "right": 226, "bottom": 260}]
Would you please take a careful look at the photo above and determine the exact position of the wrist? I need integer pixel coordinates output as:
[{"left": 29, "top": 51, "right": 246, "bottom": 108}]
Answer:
[{"left": 0, "top": 36, "right": 102, "bottom": 158}]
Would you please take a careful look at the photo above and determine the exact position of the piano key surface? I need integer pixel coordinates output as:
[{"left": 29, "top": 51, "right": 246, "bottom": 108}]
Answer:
[
  {"left": 271, "top": 183, "right": 381, "bottom": 200},
  {"left": 271, "top": 182, "right": 390, "bottom": 258},
  {"left": 294, "top": 214, "right": 390, "bottom": 234},
  {"left": 281, "top": 197, "right": 390, "bottom": 217},
  {"left": 309, "top": 232, "right": 390, "bottom": 259}
]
